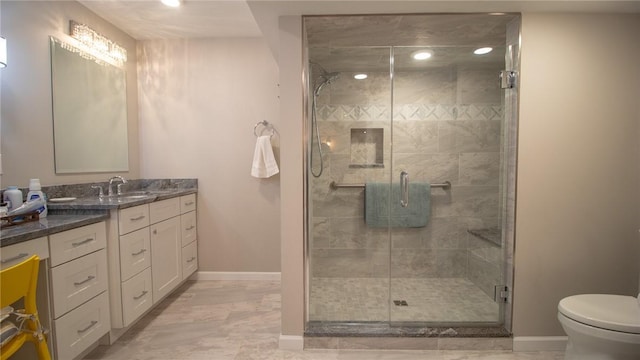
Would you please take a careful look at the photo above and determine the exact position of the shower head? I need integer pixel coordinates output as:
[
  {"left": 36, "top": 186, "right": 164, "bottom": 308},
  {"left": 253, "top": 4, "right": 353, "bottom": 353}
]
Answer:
[
  {"left": 314, "top": 72, "right": 340, "bottom": 96},
  {"left": 321, "top": 72, "right": 340, "bottom": 82}
]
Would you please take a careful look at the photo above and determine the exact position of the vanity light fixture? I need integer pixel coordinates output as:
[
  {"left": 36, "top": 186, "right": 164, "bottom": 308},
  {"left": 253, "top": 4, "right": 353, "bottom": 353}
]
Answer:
[
  {"left": 0, "top": 37, "right": 6, "bottom": 68},
  {"left": 473, "top": 47, "right": 493, "bottom": 55},
  {"left": 161, "top": 0, "right": 182, "bottom": 7},
  {"left": 354, "top": 73, "right": 368, "bottom": 80},
  {"left": 412, "top": 50, "right": 433, "bottom": 60},
  {"left": 69, "top": 21, "right": 127, "bottom": 67}
]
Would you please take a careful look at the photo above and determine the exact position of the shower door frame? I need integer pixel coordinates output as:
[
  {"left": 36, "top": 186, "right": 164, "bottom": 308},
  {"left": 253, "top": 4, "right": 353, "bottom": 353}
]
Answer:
[{"left": 303, "top": 14, "right": 521, "bottom": 333}]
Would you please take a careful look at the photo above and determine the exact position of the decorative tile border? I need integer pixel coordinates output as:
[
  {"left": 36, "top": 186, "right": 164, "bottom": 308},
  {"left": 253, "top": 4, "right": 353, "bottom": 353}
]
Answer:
[{"left": 317, "top": 104, "right": 503, "bottom": 122}]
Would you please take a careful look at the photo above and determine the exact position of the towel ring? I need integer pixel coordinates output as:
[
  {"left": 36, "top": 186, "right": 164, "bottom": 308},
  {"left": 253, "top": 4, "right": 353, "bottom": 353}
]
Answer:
[{"left": 254, "top": 120, "right": 274, "bottom": 137}]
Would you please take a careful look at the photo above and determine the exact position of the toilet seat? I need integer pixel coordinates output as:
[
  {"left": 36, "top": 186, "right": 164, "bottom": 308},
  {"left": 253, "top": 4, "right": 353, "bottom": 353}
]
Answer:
[{"left": 558, "top": 294, "right": 640, "bottom": 334}]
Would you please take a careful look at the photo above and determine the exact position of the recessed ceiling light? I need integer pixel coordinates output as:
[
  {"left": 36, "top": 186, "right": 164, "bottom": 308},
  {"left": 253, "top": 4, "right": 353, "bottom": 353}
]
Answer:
[
  {"left": 354, "top": 73, "right": 368, "bottom": 80},
  {"left": 473, "top": 47, "right": 493, "bottom": 55},
  {"left": 412, "top": 50, "right": 433, "bottom": 60},
  {"left": 161, "top": 0, "right": 182, "bottom": 7}
]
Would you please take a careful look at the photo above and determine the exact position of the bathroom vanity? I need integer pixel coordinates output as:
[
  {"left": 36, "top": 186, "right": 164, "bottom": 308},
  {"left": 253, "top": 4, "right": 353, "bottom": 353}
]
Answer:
[{"left": 0, "top": 179, "right": 198, "bottom": 359}]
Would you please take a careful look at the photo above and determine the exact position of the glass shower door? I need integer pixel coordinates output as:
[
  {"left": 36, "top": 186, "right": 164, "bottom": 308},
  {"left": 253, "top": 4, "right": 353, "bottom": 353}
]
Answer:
[
  {"left": 307, "top": 46, "right": 394, "bottom": 323},
  {"left": 388, "top": 45, "right": 506, "bottom": 325}
]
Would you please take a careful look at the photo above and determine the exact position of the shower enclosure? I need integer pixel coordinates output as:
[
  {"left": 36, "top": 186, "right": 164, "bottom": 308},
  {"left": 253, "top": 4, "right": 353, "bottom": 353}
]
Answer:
[{"left": 305, "top": 14, "right": 520, "bottom": 333}]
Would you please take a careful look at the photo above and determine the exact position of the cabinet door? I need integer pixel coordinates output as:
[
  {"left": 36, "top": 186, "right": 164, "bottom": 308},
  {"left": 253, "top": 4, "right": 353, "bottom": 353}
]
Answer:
[{"left": 150, "top": 216, "right": 182, "bottom": 302}]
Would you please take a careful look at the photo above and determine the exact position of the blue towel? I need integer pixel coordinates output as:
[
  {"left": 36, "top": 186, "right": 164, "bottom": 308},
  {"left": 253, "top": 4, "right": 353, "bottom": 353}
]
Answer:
[{"left": 365, "top": 182, "right": 430, "bottom": 228}]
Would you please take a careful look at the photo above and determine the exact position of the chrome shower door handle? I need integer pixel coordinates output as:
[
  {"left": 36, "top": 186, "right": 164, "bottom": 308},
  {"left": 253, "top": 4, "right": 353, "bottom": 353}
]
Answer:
[{"left": 400, "top": 171, "right": 409, "bottom": 208}]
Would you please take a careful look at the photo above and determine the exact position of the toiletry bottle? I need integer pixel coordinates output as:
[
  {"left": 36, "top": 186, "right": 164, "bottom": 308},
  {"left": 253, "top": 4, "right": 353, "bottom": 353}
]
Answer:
[
  {"left": 26, "top": 178, "right": 47, "bottom": 218},
  {"left": 0, "top": 202, "right": 8, "bottom": 217},
  {"left": 2, "top": 186, "right": 23, "bottom": 212}
]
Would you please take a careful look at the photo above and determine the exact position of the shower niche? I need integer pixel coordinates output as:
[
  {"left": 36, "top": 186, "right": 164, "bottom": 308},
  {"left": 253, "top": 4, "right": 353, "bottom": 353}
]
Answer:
[{"left": 349, "top": 128, "right": 384, "bottom": 168}]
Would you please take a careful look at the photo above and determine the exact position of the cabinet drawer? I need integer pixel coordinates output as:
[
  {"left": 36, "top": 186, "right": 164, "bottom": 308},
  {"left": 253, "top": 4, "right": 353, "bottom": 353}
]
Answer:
[
  {"left": 121, "top": 267, "right": 153, "bottom": 327},
  {"left": 119, "top": 204, "right": 150, "bottom": 235},
  {"left": 49, "top": 222, "right": 106, "bottom": 267},
  {"left": 50, "top": 249, "right": 108, "bottom": 319},
  {"left": 149, "top": 198, "right": 180, "bottom": 224},
  {"left": 119, "top": 228, "right": 151, "bottom": 281},
  {"left": 182, "top": 241, "right": 198, "bottom": 280},
  {"left": 180, "top": 211, "right": 197, "bottom": 246},
  {"left": 180, "top": 194, "right": 196, "bottom": 214},
  {"left": 54, "top": 291, "right": 110, "bottom": 360},
  {"left": 0, "top": 236, "right": 49, "bottom": 269}
]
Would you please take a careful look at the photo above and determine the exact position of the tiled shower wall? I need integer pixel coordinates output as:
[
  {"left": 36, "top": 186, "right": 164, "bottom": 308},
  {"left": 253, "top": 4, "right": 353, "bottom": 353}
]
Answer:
[{"left": 310, "top": 64, "right": 503, "bottom": 283}]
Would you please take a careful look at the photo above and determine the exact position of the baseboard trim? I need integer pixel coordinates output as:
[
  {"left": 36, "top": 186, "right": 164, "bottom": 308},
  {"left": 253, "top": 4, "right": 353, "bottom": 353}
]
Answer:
[
  {"left": 513, "top": 336, "right": 568, "bottom": 352},
  {"left": 191, "top": 271, "right": 281, "bottom": 281},
  {"left": 279, "top": 335, "right": 304, "bottom": 350}
]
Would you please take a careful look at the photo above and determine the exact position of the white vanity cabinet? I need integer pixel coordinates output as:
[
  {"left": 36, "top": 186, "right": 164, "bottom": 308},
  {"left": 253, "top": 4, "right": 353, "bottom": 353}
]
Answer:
[
  {"left": 106, "top": 193, "right": 197, "bottom": 340},
  {"left": 48, "top": 222, "right": 110, "bottom": 360}
]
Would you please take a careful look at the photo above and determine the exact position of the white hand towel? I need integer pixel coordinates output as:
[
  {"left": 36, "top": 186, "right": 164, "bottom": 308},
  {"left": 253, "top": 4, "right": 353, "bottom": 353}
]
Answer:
[{"left": 251, "top": 135, "right": 279, "bottom": 178}]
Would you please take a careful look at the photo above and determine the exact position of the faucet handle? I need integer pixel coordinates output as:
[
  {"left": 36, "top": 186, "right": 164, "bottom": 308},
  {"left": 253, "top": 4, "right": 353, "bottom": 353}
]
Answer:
[{"left": 91, "top": 185, "right": 104, "bottom": 198}]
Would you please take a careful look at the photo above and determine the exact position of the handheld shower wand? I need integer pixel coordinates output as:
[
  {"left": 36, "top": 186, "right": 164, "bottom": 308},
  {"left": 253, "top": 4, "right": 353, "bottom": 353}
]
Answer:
[{"left": 311, "top": 71, "right": 340, "bottom": 178}]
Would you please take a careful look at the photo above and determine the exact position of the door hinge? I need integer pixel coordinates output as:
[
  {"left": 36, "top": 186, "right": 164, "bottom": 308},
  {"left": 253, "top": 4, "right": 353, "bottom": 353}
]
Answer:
[
  {"left": 494, "top": 285, "right": 510, "bottom": 303},
  {"left": 500, "top": 70, "right": 518, "bottom": 89}
]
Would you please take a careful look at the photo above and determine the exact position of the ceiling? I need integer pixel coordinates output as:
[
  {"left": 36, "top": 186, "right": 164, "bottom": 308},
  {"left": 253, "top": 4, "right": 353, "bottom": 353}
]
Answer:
[
  {"left": 78, "top": 0, "right": 262, "bottom": 39},
  {"left": 78, "top": 0, "right": 640, "bottom": 41}
]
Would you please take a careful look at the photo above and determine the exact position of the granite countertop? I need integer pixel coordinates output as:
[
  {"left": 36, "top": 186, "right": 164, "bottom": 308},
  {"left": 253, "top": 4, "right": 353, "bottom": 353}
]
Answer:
[
  {"left": 46, "top": 188, "right": 197, "bottom": 211},
  {"left": 2, "top": 179, "right": 198, "bottom": 248},
  {"left": 1, "top": 213, "right": 110, "bottom": 247}
]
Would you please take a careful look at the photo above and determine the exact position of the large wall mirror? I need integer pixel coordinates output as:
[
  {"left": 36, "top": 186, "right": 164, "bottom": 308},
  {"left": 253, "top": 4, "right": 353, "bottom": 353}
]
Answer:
[{"left": 50, "top": 36, "right": 129, "bottom": 173}]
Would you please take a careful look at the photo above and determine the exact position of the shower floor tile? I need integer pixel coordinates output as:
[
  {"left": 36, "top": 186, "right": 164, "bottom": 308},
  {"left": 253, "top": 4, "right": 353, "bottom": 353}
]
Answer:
[{"left": 309, "top": 277, "right": 499, "bottom": 323}]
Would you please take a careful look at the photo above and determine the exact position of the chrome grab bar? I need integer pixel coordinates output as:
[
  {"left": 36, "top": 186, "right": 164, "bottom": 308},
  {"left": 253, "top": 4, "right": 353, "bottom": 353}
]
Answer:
[
  {"left": 330, "top": 180, "right": 451, "bottom": 190},
  {"left": 400, "top": 171, "right": 409, "bottom": 207}
]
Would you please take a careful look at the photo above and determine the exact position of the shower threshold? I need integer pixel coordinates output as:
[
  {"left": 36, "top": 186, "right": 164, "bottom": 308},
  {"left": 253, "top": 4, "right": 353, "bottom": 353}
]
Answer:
[{"left": 304, "top": 322, "right": 512, "bottom": 350}]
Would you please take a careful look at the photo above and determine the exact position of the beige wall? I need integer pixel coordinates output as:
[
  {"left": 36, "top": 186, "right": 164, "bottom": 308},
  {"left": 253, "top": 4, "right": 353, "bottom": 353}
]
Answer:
[
  {"left": 279, "top": 16, "right": 305, "bottom": 336},
  {"left": 513, "top": 13, "right": 640, "bottom": 336},
  {"left": 137, "top": 38, "right": 281, "bottom": 272},
  {"left": 279, "top": 12, "right": 640, "bottom": 337},
  {"left": 0, "top": 1, "right": 139, "bottom": 187}
]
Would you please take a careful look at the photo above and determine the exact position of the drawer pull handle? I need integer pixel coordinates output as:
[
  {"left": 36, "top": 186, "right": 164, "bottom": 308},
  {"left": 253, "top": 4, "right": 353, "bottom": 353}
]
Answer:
[
  {"left": 184, "top": 201, "right": 194, "bottom": 206},
  {"left": 130, "top": 215, "right": 146, "bottom": 221},
  {"left": 187, "top": 256, "right": 196, "bottom": 263},
  {"left": 72, "top": 238, "right": 94, "bottom": 247},
  {"left": 1, "top": 253, "right": 29, "bottom": 264},
  {"left": 185, "top": 225, "right": 195, "bottom": 231},
  {"left": 131, "top": 249, "right": 147, "bottom": 256},
  {"left": 74, "top": 275, "right": 95, "bottom": 286},
  {"left": 133, "top": 290, "right": 148, "bottom": 300},
  {"left": 77, "top": 320, "right": 98, "bottom": 334}
]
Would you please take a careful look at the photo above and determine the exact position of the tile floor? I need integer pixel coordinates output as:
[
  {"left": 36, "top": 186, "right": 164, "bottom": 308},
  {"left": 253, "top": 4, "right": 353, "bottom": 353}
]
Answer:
[
  {"left": 309, "top": 277, "right": 498, "bottom": 322},
  {"left": 84, "top": 280, "right": 564, "bottom": 360}
]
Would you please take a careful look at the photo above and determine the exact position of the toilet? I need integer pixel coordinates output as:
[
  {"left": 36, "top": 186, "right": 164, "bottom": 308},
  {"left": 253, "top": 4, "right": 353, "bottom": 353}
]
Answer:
[{"left": 558, "top": 294, "right": 640, "bottom": 360}]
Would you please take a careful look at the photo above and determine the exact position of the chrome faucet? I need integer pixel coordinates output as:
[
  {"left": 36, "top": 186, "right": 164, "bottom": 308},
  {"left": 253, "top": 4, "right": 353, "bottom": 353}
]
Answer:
[{"left": 108, "top": 176, "right": 127, "bottom": 196}]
